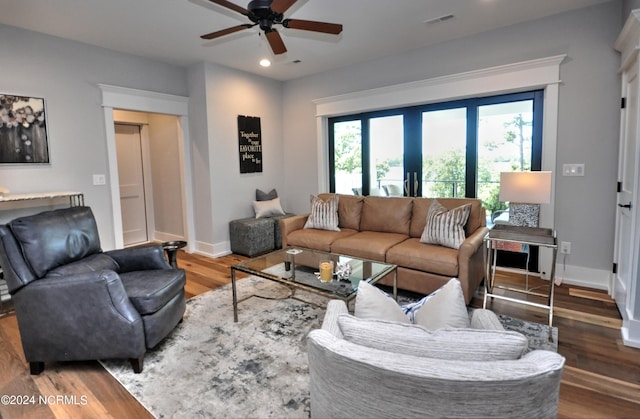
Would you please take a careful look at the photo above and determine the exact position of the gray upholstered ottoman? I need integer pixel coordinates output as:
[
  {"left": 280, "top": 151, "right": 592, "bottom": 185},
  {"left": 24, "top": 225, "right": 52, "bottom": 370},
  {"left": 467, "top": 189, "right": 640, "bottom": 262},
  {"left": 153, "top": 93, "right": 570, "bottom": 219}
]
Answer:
[{"left": 229, "top": 217, "right": 274, "bottom": 257}]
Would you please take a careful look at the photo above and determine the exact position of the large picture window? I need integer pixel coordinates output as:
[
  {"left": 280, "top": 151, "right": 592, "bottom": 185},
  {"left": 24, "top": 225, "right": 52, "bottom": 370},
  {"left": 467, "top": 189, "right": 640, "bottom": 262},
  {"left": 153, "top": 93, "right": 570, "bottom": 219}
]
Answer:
[{"left": 328, "top": 90, "right": 544, "bottom": 219}]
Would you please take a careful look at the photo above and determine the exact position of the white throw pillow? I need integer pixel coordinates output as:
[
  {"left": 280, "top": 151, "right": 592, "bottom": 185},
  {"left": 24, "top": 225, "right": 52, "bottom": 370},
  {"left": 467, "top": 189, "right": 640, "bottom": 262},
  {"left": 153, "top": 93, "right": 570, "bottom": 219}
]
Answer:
[
  {"left": 337, "top": 314, "right": 528, "bottom": 361},
  {"left": 303, "top": 194, "right": 340, "bottom": 231},
  {"left": 354, "top": 281, "right": 410, "bottom": 323},
  {"left": 412, "top": 278, "right": 471, "bottom": 330},
  {"left": 354, "top": 278, "right": 470, "bottom": 330},
  {"left": 420, "top": 199, "right": 471, "bottom": 249},
  {"left": 252, "top": 197, "right": 285, "bottom": 218}
]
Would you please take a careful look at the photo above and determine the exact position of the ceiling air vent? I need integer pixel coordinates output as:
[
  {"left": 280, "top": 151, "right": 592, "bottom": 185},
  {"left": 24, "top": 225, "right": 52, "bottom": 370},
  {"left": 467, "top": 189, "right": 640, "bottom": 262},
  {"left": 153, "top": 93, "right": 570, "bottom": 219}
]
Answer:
[{"left": 424, "top": 14, "right": 455, "bottom": 25}]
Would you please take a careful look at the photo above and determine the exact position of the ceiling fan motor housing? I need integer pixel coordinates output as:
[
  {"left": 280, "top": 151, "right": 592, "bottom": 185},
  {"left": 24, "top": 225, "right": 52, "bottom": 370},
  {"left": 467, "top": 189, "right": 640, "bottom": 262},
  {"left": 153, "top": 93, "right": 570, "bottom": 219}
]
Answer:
[{"left": 248, "top": 0, "right": 284, "bottom": 31}]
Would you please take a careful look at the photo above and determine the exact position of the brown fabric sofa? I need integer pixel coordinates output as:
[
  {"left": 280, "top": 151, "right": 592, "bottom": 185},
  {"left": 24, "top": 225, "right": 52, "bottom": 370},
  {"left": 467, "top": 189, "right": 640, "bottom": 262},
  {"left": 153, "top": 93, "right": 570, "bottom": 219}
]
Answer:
[{"left": 280, "top": 194, "right": 489, "bottom": 304}]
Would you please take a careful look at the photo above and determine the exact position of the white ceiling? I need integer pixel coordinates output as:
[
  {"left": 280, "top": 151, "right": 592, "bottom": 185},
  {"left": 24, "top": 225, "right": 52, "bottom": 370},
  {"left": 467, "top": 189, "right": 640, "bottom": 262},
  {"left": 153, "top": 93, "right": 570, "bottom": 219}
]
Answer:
[{"left": 0, "top": 0, "right": 614, "bottom": 81}]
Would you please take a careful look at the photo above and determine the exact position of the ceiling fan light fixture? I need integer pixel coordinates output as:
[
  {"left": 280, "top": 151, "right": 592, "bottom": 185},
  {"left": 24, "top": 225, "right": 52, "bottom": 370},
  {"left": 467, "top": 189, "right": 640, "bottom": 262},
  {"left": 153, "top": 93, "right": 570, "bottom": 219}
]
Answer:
[{"left": 259, "top": 58, "right": 272, "bottom": 67}]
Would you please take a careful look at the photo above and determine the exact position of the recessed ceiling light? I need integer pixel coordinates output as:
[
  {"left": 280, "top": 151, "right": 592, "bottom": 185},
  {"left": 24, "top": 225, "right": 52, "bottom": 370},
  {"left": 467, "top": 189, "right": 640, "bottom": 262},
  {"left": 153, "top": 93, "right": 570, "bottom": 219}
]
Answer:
[{"left": 259, "top": 58, "right": 271, "bottom": 67}]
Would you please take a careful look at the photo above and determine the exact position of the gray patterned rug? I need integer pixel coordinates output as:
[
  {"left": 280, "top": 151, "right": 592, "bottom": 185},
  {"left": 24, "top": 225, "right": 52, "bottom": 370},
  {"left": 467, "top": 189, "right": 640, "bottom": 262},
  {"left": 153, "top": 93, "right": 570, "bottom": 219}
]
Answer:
[{"left": 101, "top": 277, "right": 557, "bottom": 418}]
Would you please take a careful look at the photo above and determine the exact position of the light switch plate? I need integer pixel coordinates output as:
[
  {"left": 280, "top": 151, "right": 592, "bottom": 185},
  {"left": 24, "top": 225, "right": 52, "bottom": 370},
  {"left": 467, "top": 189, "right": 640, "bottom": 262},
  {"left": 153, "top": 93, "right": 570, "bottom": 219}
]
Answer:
[
  {"left": 562, "top": 163, "right": 584, "bottom": 176},
  {"left": 93, "top": 174, "right": 106, "bottom": 185}
]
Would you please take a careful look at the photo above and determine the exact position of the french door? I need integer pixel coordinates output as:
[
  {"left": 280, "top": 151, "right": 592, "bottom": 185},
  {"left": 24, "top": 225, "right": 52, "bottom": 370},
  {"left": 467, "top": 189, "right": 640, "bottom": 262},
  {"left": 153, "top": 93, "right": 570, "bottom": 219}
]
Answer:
[{"left": 329, "top": 91, "right": 544, "bottom": 213}]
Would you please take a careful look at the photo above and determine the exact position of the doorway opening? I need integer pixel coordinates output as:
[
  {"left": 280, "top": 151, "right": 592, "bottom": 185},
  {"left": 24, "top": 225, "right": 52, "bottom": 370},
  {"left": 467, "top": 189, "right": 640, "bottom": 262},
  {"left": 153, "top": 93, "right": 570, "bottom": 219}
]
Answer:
[{"left": 113, "top": 111, "right": 186, "bottom": 247}]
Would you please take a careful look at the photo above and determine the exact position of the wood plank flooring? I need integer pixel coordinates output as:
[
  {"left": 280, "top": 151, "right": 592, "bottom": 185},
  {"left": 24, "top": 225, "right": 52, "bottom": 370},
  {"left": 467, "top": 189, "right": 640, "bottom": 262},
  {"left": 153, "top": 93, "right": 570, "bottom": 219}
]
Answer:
[{"left": 0, "top": 252, "right": 638, "bottom": 418}]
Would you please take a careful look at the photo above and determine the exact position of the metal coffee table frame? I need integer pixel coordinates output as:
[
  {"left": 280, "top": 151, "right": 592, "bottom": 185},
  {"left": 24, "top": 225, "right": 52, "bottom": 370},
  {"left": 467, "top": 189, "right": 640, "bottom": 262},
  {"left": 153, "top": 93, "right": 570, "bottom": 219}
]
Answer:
[{"left": 230, "top": 247, "right": 398, "bottom": 322}]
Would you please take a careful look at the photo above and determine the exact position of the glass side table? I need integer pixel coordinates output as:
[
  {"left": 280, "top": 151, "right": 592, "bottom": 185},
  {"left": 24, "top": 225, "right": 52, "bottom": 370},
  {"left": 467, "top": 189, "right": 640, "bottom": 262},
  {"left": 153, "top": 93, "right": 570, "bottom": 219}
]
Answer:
[{"left": 484, "top": 223, "right": 558, "bottom": 341}]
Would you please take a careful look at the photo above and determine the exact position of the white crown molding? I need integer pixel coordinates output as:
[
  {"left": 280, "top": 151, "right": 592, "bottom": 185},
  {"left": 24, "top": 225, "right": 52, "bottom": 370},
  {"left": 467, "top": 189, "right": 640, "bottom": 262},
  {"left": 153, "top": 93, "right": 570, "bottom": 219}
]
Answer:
[
  {"left": 98, "top": 84, "right": 189, "bottom": 116},
  {"left": 313, "top": 54, "right": 566, "bottom": 117}
]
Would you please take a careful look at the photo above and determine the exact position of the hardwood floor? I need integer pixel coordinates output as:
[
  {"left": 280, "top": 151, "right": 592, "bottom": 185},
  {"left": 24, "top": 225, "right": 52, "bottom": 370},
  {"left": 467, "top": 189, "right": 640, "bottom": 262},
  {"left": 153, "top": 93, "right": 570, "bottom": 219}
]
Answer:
[{"left": 0, "top": 252, "right": 638, "bottom": 418}]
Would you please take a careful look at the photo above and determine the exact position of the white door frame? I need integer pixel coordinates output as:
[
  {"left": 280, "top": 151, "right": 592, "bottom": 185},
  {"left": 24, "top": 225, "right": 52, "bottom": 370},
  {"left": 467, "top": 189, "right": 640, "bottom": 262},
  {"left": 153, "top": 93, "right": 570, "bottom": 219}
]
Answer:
[{"left": 99, "top": 84, "right": 195, "bottom": 252}]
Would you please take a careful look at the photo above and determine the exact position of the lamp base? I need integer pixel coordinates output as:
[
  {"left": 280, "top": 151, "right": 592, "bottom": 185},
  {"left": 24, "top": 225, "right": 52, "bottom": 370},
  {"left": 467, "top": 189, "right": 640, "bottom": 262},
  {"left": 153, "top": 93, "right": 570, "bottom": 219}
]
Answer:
[{"left": 508, "top": 203, "right": 540, "bottom": 228}]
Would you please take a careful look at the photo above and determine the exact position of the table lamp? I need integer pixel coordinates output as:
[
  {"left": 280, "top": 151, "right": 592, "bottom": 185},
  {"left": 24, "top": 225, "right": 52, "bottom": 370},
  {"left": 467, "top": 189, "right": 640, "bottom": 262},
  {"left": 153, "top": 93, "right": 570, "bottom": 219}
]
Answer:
[{"left": 499, "top": 171, "right": 552, "bottom": 228}]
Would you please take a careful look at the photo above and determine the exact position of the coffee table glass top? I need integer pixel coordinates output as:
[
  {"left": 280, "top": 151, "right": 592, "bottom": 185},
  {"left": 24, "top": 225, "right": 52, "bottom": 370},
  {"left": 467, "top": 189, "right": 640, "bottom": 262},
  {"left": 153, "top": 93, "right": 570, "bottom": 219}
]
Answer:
[{"left": 233, "top": 247, "right": 396, "bottom": 300}]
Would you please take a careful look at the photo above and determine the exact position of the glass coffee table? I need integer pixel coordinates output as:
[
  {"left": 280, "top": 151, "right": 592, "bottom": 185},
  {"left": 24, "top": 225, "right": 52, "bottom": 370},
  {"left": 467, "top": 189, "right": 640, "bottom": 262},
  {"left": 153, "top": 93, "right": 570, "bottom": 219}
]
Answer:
[{"left": 230, "top": 247, "right": 397, "bottom": 322}]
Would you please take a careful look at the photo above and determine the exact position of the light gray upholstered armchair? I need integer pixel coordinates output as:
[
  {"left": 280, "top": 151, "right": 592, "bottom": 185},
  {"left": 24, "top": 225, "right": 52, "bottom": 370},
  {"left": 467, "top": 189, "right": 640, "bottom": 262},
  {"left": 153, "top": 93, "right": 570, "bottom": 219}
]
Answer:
[
  {"left": 0, "top": 206, "right": 186, "bottom": 374},
  {"left": 307, "top": 300, "right": 565, "bottom": 419}
]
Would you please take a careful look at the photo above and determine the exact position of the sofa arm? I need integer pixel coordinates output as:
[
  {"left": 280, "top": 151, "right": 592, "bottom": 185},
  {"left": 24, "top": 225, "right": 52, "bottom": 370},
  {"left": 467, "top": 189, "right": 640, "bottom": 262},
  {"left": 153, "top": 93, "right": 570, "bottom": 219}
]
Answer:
[
  {"left": 106, "top": 244, "right": 172, "bottom": 272},
  {"left": 457, "top": 226, "right": 490, "bottom": 303},
  {"left": 14, "top": 270, "right": 145, "bottom": 362},
  {"left": 279, "top": 214, "right": 309, "bottom": 248}
]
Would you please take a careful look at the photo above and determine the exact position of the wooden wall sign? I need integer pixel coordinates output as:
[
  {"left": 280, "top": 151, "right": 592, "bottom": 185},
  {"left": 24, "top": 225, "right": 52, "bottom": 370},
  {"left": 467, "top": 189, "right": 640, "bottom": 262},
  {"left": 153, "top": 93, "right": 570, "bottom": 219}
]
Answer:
[{"left": 237, "top": 115, "right": 262, "bottom": 173}]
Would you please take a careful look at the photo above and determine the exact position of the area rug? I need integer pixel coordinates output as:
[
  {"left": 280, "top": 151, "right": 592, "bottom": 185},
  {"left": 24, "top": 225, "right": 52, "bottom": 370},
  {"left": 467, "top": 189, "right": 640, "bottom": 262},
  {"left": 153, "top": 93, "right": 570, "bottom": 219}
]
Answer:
[{"left": 101, "top": 277, "right": 558, "bottom": 418}]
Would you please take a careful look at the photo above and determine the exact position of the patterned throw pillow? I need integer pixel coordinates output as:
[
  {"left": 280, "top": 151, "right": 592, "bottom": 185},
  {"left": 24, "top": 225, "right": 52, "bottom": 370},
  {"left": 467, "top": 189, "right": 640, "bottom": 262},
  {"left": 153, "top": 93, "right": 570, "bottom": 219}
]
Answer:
[
  {"left": 420, "top": 199, "right": 471, "bottom": 249},
  {"left": 303, "top": 194, "right": 340, "bottom": 231}
]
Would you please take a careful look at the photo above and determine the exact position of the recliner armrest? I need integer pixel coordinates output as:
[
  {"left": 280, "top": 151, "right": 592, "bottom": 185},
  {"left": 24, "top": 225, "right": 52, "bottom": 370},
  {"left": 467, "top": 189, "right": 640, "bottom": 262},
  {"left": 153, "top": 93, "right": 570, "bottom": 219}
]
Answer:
[
  {"left": 14, "top": 270, "right": 146, "bottom": 364},
  {"left": 21, "top": 270, "right": 141, "bottom": 324},
  {"left": 106, "top": 244, "right": 171, "bottom": 272}
]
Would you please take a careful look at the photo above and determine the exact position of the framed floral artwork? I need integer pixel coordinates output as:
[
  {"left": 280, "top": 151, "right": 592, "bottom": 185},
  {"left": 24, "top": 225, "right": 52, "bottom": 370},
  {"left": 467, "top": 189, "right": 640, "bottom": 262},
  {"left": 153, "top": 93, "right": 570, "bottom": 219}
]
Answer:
[{"left": 0, "top": 94, "right": 49, "bottom": 164}]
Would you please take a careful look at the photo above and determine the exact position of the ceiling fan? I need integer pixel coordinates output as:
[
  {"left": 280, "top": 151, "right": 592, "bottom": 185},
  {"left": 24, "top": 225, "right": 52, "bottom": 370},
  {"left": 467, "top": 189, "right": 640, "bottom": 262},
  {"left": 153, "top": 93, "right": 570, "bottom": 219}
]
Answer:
[{"left": 200, "top": 0, "right": 343, "bottom": 55}]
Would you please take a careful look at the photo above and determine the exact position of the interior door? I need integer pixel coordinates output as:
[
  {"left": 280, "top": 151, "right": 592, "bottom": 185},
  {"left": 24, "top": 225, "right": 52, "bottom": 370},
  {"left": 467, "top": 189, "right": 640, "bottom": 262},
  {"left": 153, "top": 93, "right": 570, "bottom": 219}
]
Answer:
[
  {"left": 613, "top": 60, "right": 639, "bottom": 314},
  {"left": 115, "top": 124, "right": 148, "bottom": 246}
]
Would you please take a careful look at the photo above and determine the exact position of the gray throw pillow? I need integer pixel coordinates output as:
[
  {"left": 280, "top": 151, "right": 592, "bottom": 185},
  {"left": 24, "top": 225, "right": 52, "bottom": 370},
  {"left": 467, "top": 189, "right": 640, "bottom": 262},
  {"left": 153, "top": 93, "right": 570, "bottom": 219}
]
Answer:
[{"left": 256, "top": 188, "right": 278, "bottom": 201}]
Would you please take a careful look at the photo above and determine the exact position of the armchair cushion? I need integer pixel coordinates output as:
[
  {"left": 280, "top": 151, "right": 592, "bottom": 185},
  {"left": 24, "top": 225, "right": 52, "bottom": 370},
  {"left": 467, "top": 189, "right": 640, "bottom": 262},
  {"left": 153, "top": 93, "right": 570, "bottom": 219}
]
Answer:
[
  {"left": 9, "top": 206, "right": 101, "bottom": 277},
  {"left": 119, "top": 269, "right": 186, "bottom": 315}
]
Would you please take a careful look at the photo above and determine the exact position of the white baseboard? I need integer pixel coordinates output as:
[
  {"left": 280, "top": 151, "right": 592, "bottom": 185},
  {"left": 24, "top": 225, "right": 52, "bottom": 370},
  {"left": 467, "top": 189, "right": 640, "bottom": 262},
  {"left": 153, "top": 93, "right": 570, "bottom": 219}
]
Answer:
[
  {"left": 622, "top": 320, "right": 640, "bottom": 349},
  {"left": 554, "top": 262, "right": 611, "bottom": 293},
  {"left": 496, "top": 263, "right": 610, "bottom": 292},
  {"left": 154, "top": 231, "right": 185, "bottom": 243},
  {"left": 193, "top": 240, "right": 231, "bottom": 258}
]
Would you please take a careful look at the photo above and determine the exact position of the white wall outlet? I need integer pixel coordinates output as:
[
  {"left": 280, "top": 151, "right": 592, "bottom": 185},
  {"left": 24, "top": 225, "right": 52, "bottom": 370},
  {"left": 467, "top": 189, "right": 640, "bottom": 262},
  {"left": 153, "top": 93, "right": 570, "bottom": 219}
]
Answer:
[
  {"left": 93, "top": 174, "right": 106, "bottom": 186},
  {"left": 560, "top": 241, "right": 571, "bottom": 254},
  {"left": 562, "top": 163, "right": 584, "bottom": 176}
]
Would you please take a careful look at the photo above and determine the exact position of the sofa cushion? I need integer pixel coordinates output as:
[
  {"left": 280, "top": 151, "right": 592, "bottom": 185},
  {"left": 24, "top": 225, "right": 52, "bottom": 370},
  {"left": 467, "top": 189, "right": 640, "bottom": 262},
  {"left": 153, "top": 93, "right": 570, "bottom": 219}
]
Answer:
[
  {"left": 304, "top": 195, "right": 340, "bottom": 231},
  {"left": 337, "top": 314, "right": 529, "bottom": 361},
  {"left": 252, "top": 197, "right": 286, "bottom": 218},
  {"left": 331, "top": 231, "right": 408, "bottom": 262},
  {"left": 354, "top": 280, "right": 410, "bottom": 323},
  {"left": 420, "top": 200, "right": 471, "bottom": 249},
  {"left": 9, "top": 206, "right": 101, "bottom": 278},
  {"left": 287, "top": 228, "right": 358, "bottom": 252},
  {"left": 119, "top": 269, "right": 186, "bottom": 315},
  {"left": 359, "top": 196, "right": 413, "bottom": 235},
  {"left": 319, "top": 194, "right": 364, "bottom": 231},
  {"left": 386, "top": 238, "right": 458, "bottom": 277}
]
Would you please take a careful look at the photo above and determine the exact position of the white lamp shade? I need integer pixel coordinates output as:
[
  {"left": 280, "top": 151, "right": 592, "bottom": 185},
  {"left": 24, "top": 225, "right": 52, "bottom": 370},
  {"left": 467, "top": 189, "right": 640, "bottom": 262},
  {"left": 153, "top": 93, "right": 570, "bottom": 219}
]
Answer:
[{"left": 499, "top": 171, "right": 552, "bottom": 204}]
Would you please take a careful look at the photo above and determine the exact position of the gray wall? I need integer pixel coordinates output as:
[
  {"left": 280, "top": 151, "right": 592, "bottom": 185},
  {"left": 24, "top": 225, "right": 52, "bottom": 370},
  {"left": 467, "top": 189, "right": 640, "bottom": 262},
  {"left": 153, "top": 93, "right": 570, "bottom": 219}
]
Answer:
[
  {"left": 623, "top": 0, "right": 640, "bottom": 18},
  {"left": 187, "top": 61, "right": 284, "bottom": 255},
  {"left": 282, "top": 1, "right": 623, "bottom": 278},
  {"left": 0, "top": 23, "right": 187, "bottom": 247}
]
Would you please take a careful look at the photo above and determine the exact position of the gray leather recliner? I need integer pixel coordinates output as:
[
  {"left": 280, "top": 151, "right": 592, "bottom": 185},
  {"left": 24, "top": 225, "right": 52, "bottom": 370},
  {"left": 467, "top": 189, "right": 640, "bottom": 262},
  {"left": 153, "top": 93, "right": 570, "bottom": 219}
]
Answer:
[{"left": 0, "top": 206, "right": 186, "bottom": 374}]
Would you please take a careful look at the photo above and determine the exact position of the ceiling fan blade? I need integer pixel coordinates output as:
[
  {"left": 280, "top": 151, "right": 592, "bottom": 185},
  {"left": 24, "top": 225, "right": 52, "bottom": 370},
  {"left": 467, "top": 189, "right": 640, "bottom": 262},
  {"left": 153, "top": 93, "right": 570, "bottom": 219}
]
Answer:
[
  {"left": 282, "top": 19, "right": 343, "bottom": 35},
  {"left": 270, "top": 0, "right": 298, "bottom": 14},
  {"left": 265, "top": 30, "right": 287, "bottom": 55},
  {"left": 201, "top": 24, "right": 254, "bottom": 40},
  {"left": 206, "top": 0, "right": 249, "bottom": 16}
]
